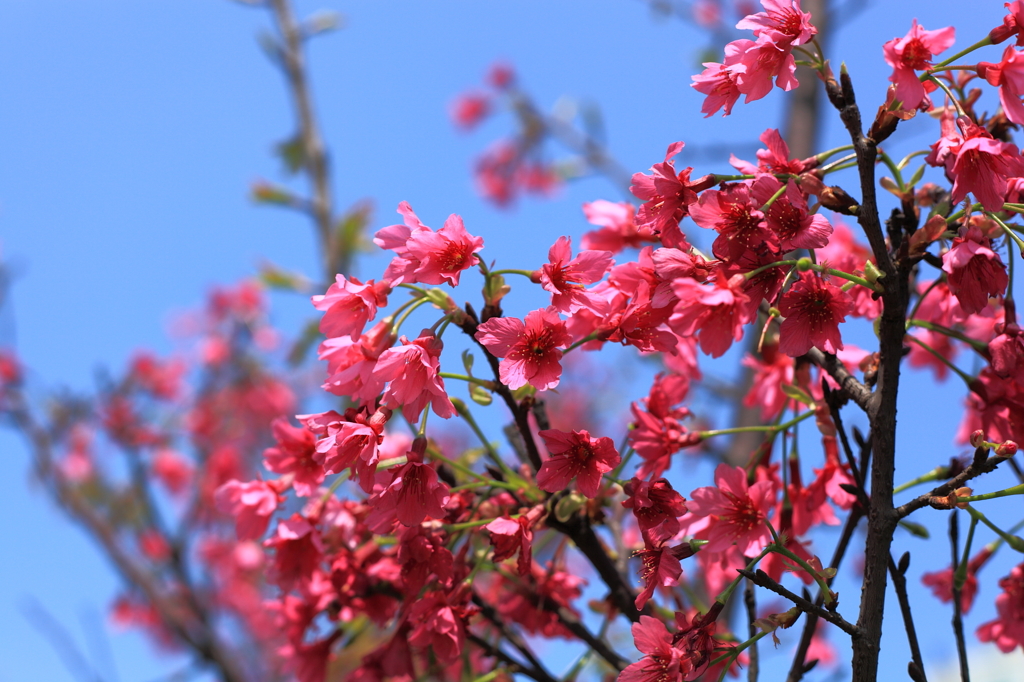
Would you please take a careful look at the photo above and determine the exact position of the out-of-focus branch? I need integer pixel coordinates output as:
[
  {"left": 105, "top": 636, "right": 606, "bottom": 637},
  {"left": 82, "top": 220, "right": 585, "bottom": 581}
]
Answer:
[
  {"left": 8, "top": 389, "right": 247, "bottom": 682},
  {"left": 268, "top": 0, "right": 341, "bottom": 282}
]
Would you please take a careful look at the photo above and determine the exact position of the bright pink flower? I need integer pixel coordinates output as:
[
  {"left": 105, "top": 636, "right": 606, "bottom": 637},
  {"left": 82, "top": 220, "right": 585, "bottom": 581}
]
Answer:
[
  {"left": 950, "top": 116, "right": 1024, "bottom": 211},
  {"left": 612, "top": 281, "right": 678, "bottom": 354},
  {"left": 883, "top": 20, "right": 955, "bottom": 110},
  {"left": 736, "top": 0, "right": 816, "bottom": 47},
  {"left": 264, "top": 514, "right": 324, "bottom": 590},
  {"left": 634, "top": 545, "right": 683, "bottom": 610},
  {"left": 630, "top": 142, "right": 714, "bottom": 246},
  {"left": 620, "top": 616, "right": 684, "bottom": 682},
  {"left": 689, "top": 182, "right": 774, "bottom": 262},
  {"left": 311, "top": 417, "right": 383, "bottom": 492},
  {"left": 366, "top": 440, "right": 451, "bottom": 530},
  {"left": 729, "top": 128, "right": 813, "bottom": 176},
  {"left": 979, "top": 45, "right": 1024, "bottom": 125},
  {"left": 263, "top": 417, "right": 322, "bottom": 497},
  {"left": 733, "top": 35, "right": 800, "bottom": 102},
  {"left": 397, "top": 525, "right": 454, "bottom": 594},
  {"left": 318, "top": 321, "right": 395, "bottom": 403},
  {"left": 450, "top": 92, "right": 490, "bottom": 129},
  {"left": 942, "top": 226, "right": 1009, "bottom": 314},
  {"left": 581, "top": 200, "right": 656, "bottom": 253},
  {"left": 691, "top": 47, "right": 743, "bottom": 117},
  {"left": 536, "top": 428, "right": 620, "bottom": 498},
  {"left": 978, "top": 562, "right": 1024, "bottom": 652},
  {"left": 537, "top": 236, "right": 614, "bottom": 313},
  {"left": 371, "top": 330, "right": 456, "bottom": 422},
  {"left": 215, "top": 479, "right": 281, "bottom": 541},
  {"left": 629, "top": 373, "right": 702, "bottom": 478},
  {"left": 623, "top": 477, "right": 689, "bottom": 545},
  {"left": 688, "top": 464, "right": 776, "bottom": 554},
  {"left": 486, "top": 512, "right": 537, "bottom": 576},
  {"left": 407, "top": 591, "right": 469, "bottom": 663},
  {"left": 777, "top": 272, "right": 854, "bottom": 356},
  {"left": 374, "top": 202, "right": 484, "bottom": 286},
  {"left": 312, "top": 275, "right": 391, "bottom": 339},
  {"left": 670, "top": 273, "right": 752, "bottom": 358},
  {"left": 751, "top": 175, "right": 833, "bottom": 251},
  {"left": 475, "top": 307, "right": 571, "bottom": 390}
]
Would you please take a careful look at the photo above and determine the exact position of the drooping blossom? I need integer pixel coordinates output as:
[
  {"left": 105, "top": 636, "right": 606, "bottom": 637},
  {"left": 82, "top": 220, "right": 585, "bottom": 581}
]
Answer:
[
  {"left": 751, "top": 175, "right": 833, "bottom": 251},
  {"left": 581, "top": 200, "right": 657, "bottom": 253},
  {"left": 670, "top": 273, "right": 752, "bottom": 358},
  {"left": 883, "top": 20, "right": 955, "bottom": 111},
  {"left": 318, "top": 321, "right": 395, "bottom": 403},
  {"left": 374, "top": 202, "right": 484, "bottom": 286},
  {"left": 263, "top": 417, "right": 322, "bottom": 497},
  {"left": 371, "top": 329, "right": 456, "bottom": 422},
  {"left": 688, "top": 464, "right": 776, "bottom": 554},
  {"left": 629, "top": 373, "right": 703, "bottom": 478},
  {"left": 942, "top": 226, "right": 1009, "bottom": 314},
  {"left": 922, "top": 547, "right": 993, "bottom": 614},
  {"left": 407, "top": 591, "right": 471, "bottom": 664},
  {"left": 215, "top": 479, "right": 282, "bottom": 541},
  {"left": 312, "top": 275, "right": 391, "bottom": 339},
  {"left": 729, "top": 128, "right": 814, "bottom": 176},
  {"left": 396, "top": 525, "right": 454, "bottom": 594},
  {"left": 620, "top": 615, "right": 685, "bottom": 682},
  {"left": 366, "top": 441, "right": 451, "bottom": 532},
  {"left": 536, "top": 236, "right": 614, "bottom": 313},
  {"left": 536, "top": 428, "right": 620, "bottom": 498},
  {"left": 264, "top": 514, "right": 324, "bottom": 590},
  {"left": 633, "top": 545, "right": 683, "bottom": 610},
  {"left": 689, "top": 182, "right": 774, "bottom": 262},
  {"left": 623, "top": 477, "right": 688, "bottom": 545},
  {"left": 486, "top": 511, "right": 538, "bottom": 576},
  {"left": 949, "top": 116, "right": 1024, "bottom": 211},
  {"left": 978, "top": 45, "right": 1024, "bottom": 125},
  {"left": 630, "top": 142, "right": 714, "bottom": 246},
  {"left": 741, "top": 343, "right": 795, "bottom": 421},
  {"left": 475, "top": 307, "right": 571, "bottom": 390},
  {"left": 612, "top": 281, "right": 678, "bottom": 354},
  {"left": 777, "top": 271, "right": 854, "bottom": 357},
  {"left": 304, "top": 409, "right": 388, "bottom": 492},
  {"left": 691, "top": 45, "right": 744, "bottom": 118},
  {"left": 977, "top": 562, "right": 1024, "bottom": 652}
]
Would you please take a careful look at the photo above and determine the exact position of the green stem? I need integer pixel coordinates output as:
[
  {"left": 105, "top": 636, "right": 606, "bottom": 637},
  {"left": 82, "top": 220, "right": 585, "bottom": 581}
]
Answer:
[
  {"left": 760, "top": 183, "right": 789, "bottom": 213},
  {"left": 908, "top": 277, "right": 943, "bottom": 323},
  {"left": 905, "top": 334, "right": 975, "bottom": 385},
  {"left": 445, "top": 513, "right": 520, "bottom": 532},
  {"left": 894, "top": 465, "right": 950, "bottom": 494},
  {"left": 712, "top": 173, "right": 756, "bottom": 183},
  {"left": 439, "top": 373, "right": 496, "bottom": 389},
  {"left": 926, "top": 75, "right": 966, "bottom": 117},
  {"left": 814, "top": 144, "right": 856, "bottom": 163},
  {"left": 700, "top": 409, "right": 814, "bottom": 439},
  {"left": 965, "top": 505, "right": 1024, "bottom": 552},
  {"left": 907, "top": 318, "right": 990, "bottom": 353},
  {"left": 564, "top": 332, "right": 600, "bottom": 353},
  {"left": 715, "top": 548, "right": 771, "bottom": 605},
  {"left": 898, "top": 150, "right": 929, "bottom": 170},
  {"left": 490, "top": 269, "right": 536, "bottom": 279},
  {"left": 744, "top": 259, "right": 798, "bottom": 281},
  {"left": 958, "top": 483, "right": 1024, "bottom": 503},
  {"left": 393, "top": 296, "right": 431, "bottom": 335},
  {"left": 987, "top": 211, "right": 1024, "bottom": 257},
  {"left": 954, "top": 515, "right": 979, "bottom": 590},
  {"left": 818, "top": 153, "right": 859, "bottom": 175},
  {"left": 947, "top": 202, "right": 981, "bottom": 225},
  {"left": 930, "top": 35, "right": 993, "bottom": 70},
  {"left": 879, "top": 150, "right": 905, "bottom": 192},
  {"left": 769, "top": 543, "right": 836, "bottom": 605}
]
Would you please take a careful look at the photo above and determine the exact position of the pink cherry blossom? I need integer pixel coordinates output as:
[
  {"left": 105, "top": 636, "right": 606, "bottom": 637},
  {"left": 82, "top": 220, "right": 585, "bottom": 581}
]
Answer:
[
  {"left": 950, "top": 116, "right": 1024, "bottom": 212},
  {"left": 620, "top": 616, "right": 685, "bottom": 682},
  {"left": 312, "top": 275, "right": 391, "bottom": 339},
  {"left": 688, "top": 464, "right": 776, "bottom": 554},
  {"left": 535, "top": 428, "right": 620, "bottom": 498},
  {"left": 942, "top": 226, "right": 1009, "bottom": 314},
  {"left": 670, "top": 273, "right": 752, "bottom": 358},
  {"left": 883, "top": 20, "right": 955, "bottom": 111},
  {"left": 537, "top": 236, "right": 614, "bottom": 313},
  {"left": 371, "top": 330, "right": 456, "bottom": 422},
  {"left": 581, "top": 200, "right": 656, "bottom": 253},
  {"left": 777, "top": 272, "right": 854, "bottom": 356},
  {"left": 978, "top": 45, "right": 1024, "bottom": 125},
  {"left": 215, "top": 479, "right": 281, "bottom": 541},
  {"left": 475, "top": 307, "right": 571, "bottom": 390},
  {"left": 977, "top": 562, "right": 1024, "bottom": 652}
]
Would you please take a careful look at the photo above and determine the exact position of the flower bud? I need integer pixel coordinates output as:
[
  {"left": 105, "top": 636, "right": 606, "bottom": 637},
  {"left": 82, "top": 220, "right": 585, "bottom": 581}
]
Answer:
[
  {"left": 970, "top": 430, "right": 987, "bottom": 448},
  {"left": 996, "top": 440, "right": 1019, "bottom": 457}
]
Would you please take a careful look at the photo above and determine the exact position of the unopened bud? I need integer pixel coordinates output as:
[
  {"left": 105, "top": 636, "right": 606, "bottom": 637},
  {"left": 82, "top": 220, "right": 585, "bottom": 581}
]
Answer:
[
  {"left": 996, "top": 440, "right": 1019, "bottom": 457},
  {"left": 819, "top": 185, "right": 860, "bottom": 215},
  {"left": 970, "top": 430, "right": 987, "bottom": 448},
  {"left": 796, "top": 257, "right": 814, "bottom": 272}
]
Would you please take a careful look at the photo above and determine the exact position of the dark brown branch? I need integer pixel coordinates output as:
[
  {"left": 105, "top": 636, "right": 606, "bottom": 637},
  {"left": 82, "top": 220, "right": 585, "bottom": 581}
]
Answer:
[
  {"left": 745, "top": 578, "right": 759, "bottom": 682},
  {"left": 896, "top": 447, "right": 1002, "bottom": 519},
  {"left": 738, "top": 569, "right": 858, "bottom": 637},
  {"left": 538, "top": 594, "right": 627, "bottom": 671},
  {"left": 471, "top": 593, "right": 553, "bottom": 678},
  {"left": 888, "top": 553, "right": 928, "bottom": 682},
  {"left": 806, "top": 349, "right": 872, "bottom": 412},
  {"left": 949, "top": 514, "right": 971, "bottom": 682}
]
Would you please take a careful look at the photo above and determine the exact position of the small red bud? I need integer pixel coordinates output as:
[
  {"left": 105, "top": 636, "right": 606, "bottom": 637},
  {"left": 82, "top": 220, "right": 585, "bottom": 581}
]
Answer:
[
  {"left": 970, "top": 430, "right": 987, "bottom": 448},
  {"left": 996, "top": 440, "right": 1019, "bottom": 457}
]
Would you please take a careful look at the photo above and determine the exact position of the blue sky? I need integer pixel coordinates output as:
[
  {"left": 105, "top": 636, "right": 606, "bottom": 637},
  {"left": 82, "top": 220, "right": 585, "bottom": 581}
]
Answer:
[{"left": 2, "top": 1, "right": 1022, "bottom": 680}]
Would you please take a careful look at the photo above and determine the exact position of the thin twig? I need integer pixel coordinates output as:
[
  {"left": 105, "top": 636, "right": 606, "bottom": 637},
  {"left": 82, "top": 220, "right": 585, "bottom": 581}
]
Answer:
[
  {"left": 466, "top": 632, "right": 558, "bottom": 682},
  {"left": 738, "top": 569, "right": 858, "bottom": 636},
  {"left": 745, "top": 578, "right": 759, "bottom": 682},
  {"left": 950, "top": 513, "right": 971, "bottom": 682},
  {"left": 896, "top": 447, "right": 1002, "bottom": 519},
  {"left": 887, "top": 553, "right": 928, "bottom": 682}
]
